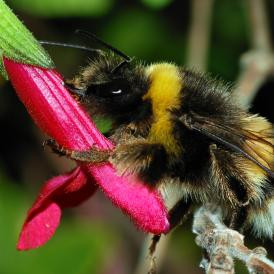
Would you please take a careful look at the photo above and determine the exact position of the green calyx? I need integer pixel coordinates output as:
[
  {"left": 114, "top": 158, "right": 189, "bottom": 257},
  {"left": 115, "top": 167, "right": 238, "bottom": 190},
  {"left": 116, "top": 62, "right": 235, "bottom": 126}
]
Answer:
[{"left": 0, "top": 0, "right": 54, "bottom": 79}]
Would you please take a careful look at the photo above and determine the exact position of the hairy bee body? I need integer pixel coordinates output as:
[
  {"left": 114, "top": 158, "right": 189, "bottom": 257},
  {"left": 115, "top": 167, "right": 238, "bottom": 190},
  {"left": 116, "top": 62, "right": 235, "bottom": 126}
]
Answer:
[{"left": 65, "top": 52, "right": 274, "bottom": 238}]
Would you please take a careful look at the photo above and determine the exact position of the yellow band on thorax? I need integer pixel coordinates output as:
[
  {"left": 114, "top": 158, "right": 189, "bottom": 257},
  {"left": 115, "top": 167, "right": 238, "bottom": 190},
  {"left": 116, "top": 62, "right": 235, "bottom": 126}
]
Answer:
[{"left": 143, "top": 63, "right": 182, "bottom": 155}]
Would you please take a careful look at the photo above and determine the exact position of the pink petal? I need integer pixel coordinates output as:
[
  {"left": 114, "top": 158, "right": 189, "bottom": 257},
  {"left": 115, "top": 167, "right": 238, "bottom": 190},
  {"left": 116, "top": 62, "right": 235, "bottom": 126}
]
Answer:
[
  {"left": 55, "top": 167, "right": 97, "bottom": 208},
  {"left": 87, "top": 165, "right": 170, "bottom": 234},
  {"left": 3, "top": 59, "right": 110, "bottom": 150},
  {"left": 17, "top": 167, "right": 97, "bottom": 250},
  {"left": 4, "top": 58, "right": 170, "bottom": 234},
  {"left": 17, "top": 203, "right": 61, "bottom": 251}
]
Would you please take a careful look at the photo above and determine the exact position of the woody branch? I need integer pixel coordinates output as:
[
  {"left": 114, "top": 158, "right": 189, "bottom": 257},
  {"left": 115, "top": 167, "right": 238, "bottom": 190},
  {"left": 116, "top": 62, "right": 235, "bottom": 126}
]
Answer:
[{"left": 193, "top": 205, "right": 274, "bottom": 274}]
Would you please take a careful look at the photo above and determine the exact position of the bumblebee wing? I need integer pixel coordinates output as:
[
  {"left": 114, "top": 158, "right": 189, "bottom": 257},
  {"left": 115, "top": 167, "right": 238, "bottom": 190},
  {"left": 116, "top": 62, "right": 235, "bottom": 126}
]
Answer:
[
  {"left": 178, "top": 113, "right": 274, "bottom": 178},
  {"left": 241, "top": 126, "right": 273, "bottom": 170}
]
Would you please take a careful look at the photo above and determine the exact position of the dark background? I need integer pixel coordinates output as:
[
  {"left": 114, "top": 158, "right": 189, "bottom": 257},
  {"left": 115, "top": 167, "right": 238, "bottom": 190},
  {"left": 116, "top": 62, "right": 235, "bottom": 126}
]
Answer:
[{"left": 0, "top": 0, "right": 273, "bottom": 273}]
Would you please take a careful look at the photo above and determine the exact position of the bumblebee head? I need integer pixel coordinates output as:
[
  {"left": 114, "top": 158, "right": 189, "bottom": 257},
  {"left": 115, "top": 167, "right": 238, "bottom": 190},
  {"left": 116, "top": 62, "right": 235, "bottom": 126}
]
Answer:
[{"left": 65, "top": 53, "right": 150, "bottom": 123}]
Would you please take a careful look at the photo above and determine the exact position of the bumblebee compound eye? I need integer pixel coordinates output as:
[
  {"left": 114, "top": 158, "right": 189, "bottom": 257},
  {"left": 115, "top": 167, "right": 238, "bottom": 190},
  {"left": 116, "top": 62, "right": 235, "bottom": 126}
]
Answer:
[{"left": 87, "top": 78, "right": 130, "bottom": 98}]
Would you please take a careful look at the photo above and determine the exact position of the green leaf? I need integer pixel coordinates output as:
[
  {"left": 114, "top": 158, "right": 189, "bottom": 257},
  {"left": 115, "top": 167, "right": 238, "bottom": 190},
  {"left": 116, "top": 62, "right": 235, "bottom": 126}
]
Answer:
[
  {"left": 0, "top": 0, "right": 54, "bottom": 78},
  {"left": 10, "top": 0, "right": 114, "bottom": 18}
]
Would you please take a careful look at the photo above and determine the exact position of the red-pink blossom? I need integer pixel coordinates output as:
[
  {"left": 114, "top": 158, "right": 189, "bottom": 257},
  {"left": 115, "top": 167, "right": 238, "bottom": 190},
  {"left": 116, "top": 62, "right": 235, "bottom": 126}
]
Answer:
[{"left": 3, "top": 58, "right": 170, "bottom": 250}]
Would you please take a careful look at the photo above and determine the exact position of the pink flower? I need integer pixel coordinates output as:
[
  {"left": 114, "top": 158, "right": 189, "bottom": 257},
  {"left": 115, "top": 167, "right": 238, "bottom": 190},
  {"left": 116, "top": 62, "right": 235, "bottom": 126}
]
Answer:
[{"left": 3, "top": 58, "right": 170, "bottom": 250}]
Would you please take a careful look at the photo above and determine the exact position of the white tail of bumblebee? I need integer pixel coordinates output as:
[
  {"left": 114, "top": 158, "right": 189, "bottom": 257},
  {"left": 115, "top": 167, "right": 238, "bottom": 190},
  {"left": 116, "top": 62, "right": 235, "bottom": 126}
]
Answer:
[{"left": 248, "top": 198, "right": 274, "bottom": 238}]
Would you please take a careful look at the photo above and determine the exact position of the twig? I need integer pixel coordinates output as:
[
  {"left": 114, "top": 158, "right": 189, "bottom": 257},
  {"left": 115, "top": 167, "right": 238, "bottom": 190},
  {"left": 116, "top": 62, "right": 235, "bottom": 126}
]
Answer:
[
  {"left": 235, "top": 0, "right": 274, "bottom": 107},
  {"left": 234, "top": 50, "right": 274, "bottom": 108},
  {"left": 186, "top": 0, "right": 214, "bottom": 71},
  {"left": 246, "top": 0, "right": 271, "bottom": 51},
  {"left": 193, "top": 205, "right": 274, "bottom": 274}
]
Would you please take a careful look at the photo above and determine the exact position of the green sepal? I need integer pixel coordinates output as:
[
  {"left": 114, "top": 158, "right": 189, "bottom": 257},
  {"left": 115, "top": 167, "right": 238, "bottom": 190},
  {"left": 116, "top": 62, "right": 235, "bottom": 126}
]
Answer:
[
  {"left": 0, "top": 51, "right": 8, "bottom": 79},
  {"left": 0, "top": 0, "right": 55, "bottom": 79}
]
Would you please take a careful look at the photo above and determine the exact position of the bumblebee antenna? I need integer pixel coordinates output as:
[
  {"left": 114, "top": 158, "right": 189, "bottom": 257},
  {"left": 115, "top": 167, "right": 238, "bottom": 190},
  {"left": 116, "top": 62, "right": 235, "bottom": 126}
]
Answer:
[
  {"left": 75, "top": 30, "right": 131, "bottom": 62},
  {"left": 39, "top": 40, "right": 103, "bottom": 54}
]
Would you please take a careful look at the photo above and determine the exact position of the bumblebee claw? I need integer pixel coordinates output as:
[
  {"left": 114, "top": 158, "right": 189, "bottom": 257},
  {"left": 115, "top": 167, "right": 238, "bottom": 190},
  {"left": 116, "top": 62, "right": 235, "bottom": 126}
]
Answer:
[{"left": 44, "top": 139, "right": 67, "bottom": 157}]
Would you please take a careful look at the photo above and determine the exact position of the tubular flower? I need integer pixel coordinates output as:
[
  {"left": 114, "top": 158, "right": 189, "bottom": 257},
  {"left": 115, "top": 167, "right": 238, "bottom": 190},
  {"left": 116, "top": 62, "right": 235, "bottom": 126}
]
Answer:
[{"left": 3, "top": 58, "right": 170, "bottom": 250}]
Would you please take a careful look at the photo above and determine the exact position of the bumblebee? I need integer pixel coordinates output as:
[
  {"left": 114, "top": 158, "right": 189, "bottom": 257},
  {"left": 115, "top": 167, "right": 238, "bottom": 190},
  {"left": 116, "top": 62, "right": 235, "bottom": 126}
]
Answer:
[{"left": 43, "top": 31, "right": 274, "bottom": 238}]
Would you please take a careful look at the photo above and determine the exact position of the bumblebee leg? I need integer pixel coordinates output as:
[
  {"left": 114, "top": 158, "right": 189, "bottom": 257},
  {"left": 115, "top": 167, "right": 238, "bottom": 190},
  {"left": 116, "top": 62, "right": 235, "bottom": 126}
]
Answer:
[
  {"left": 45, "top": 139, "right": 111, "bottom": 163},
  {"left": 229, "top": 206, "right": 248, "bottom": 232},
  {"left": 149, "top": 235, "right": 161, "bottom": 257}
]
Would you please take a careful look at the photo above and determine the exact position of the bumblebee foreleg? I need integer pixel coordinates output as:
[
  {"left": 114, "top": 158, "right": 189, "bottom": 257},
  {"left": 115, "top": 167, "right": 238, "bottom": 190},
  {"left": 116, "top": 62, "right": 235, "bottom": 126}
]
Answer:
[{"left": 45, "top": 139, "right": 111, "bottom": 163}]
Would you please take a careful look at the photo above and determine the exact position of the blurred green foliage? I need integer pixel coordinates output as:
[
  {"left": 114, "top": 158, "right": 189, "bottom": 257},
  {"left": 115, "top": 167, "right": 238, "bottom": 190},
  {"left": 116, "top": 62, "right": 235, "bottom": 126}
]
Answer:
[
  {"left": 9, "top": 0, "right": 114, "bottom": 17},
  {"left": 93, "top": 116, "right": 112, "bottom": 134},
  {"left": 209, "top": 0, "right": 248, "bottom": 80},
  {"left": 140, "top": 0, "right": 173, "bottom": 9}
]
